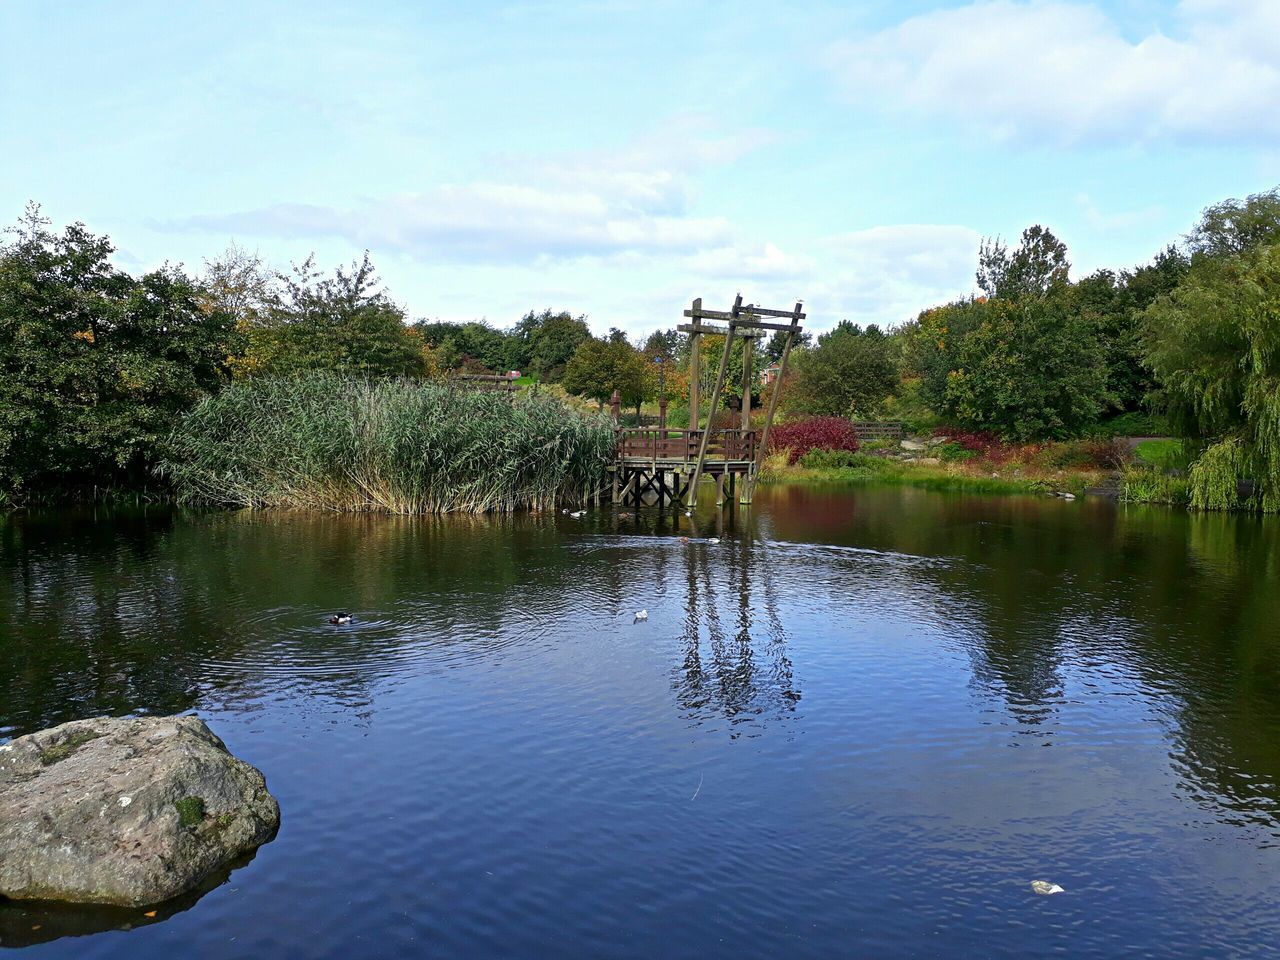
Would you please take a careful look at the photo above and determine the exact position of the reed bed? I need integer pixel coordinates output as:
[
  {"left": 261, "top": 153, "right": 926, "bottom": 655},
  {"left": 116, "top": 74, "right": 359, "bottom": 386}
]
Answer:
[{"left": 161, "top": 374, "right": 614, "bottom": 513}]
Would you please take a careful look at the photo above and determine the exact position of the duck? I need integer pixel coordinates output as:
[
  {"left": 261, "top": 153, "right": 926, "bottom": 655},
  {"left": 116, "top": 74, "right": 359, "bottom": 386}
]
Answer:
[
  {"left": 679, "top": 536, "right": 690, "bottom": 543},
  {"left": 633, "top": 609, "right": 648, "bottom": 623},
  {"left": 707, "top": 537, "right": 720, "bottom": 545},
  {"left": 328, "top": 612, "right": 353, "bottom": 625}
]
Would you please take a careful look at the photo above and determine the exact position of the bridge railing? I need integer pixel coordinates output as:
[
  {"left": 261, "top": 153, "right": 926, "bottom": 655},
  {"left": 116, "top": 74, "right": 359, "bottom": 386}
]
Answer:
[{"left": 616, "top": 427, "right": 757, "bottom": 463}]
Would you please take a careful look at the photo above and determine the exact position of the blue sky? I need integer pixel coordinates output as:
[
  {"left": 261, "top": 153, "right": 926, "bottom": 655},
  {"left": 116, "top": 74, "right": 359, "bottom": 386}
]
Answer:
[{"left": 3, "top": 0, "right": 1278, "bottom": 336}]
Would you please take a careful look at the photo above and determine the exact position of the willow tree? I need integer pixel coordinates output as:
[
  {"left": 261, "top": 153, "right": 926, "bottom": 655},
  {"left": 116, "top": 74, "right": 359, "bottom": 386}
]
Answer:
[{"left": 1143, "top": 187, "right": 1280, "bottom": 511}]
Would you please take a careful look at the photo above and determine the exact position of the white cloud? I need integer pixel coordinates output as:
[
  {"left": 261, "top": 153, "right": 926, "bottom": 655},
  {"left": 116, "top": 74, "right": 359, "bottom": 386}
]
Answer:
[
  {"left": 824, "top": 0, "right": 1280, "bottom": 145},
  {"left": 160, "top": 115, "right": 770, "bottom": 266},
  {"left": 811, "top": 225, "right": 982, "bottom": 325},
  {"left": 162, "top": 183, "right": 733, "bottom": 265}
]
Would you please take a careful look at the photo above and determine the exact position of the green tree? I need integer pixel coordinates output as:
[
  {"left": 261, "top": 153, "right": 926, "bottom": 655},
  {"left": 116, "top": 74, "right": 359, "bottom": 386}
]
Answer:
[
  {"left": 414, "top": 319, "right": 518, "bottom": 373},
  {"left": 763, "top": 328, "right": 811, "bottom": 363},
  {"left": 512, "top": 309, "right": 591, "bottom": 380},
  {"left": 562, "top": 336, "right": 651, "bottom": 413},
  {"left": 0, "top": 206, "right": 238, "bottom": 496},
  {"left": 250, "top": 253, "right": 427, "bottom": 378},
  {"left": 1143, "top": 188, "right": 1280, "bottom": 509},
  {"left": 914, "top": 290, "right": 1110, "bottom": 440},
  {"left": 789, "top": 322, "right": 897, "bottom": 418},
  {"left": 976, "top": 225, "right": 1070, "bottom": 300}
]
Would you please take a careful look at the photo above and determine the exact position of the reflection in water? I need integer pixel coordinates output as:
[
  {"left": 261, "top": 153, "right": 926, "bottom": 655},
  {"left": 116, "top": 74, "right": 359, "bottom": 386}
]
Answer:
[
  {"left": 675, "top": 532, "right": 798, "bottom": 733},
  {"left": 3, "top": 491, "right": 1280, "bottom": 957}
]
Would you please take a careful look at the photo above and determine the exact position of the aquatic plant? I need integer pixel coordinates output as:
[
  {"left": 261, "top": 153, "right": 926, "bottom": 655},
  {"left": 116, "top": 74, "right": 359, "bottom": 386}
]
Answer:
[{"left": 161, "top": 374, "right": 614, "bottom": 513}]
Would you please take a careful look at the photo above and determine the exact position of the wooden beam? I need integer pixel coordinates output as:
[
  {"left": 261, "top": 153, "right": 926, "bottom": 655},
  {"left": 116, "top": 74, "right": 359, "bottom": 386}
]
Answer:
[
  {"left": 747, "top": 301, "right": 804, "bottom": 501},
  {"left": 686, "top": 294, "right": 742, "bottom": 509},
  {"left": 678, "top": 322, "right": 764, "bottom": 338},
  {"left": 682, "top": 306, "right": 806, "bottom": 322},
  {"left": 733, "top": 305, "right": 806, "bottom": 320},
  {"left": 724, "top": 318, "right": 802, "bottom": 333},
  {"left": 687, "top": 298, "right": 701, "bottom": 431}
]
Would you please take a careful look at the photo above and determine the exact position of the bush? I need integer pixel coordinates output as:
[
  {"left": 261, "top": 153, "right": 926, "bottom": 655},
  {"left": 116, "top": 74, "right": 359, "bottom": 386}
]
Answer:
[
  {"left": 769, "top": 417, "right": 861, "bottom": 465},
  {"left": 936, "top": 441, "right": 976, "bottom": 463},
  {"left": 799, "top": 449, "right": 880, "bottom": 470}
]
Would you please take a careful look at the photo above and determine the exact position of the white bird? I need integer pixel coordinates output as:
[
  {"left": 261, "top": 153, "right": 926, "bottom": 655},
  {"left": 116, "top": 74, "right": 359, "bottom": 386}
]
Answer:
[
  {"left": 1030, "top": 880, "right": 1064, "bottom": 896},
  {"left": 570, "top": 510, "right": 586, "bottom": 518},
  {"left": 707, "top": 538, "right": 720, "bottom": 545},
  {"left": 328, "top": 612, "right": 353, "bottom": 625},
  {"left": 633, "top": 609, "right": 648, "bottom": 623}
]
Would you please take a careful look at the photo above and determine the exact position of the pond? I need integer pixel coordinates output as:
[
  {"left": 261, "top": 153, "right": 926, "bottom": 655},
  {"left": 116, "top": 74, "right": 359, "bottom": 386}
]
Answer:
[{"left": 3, "top": 486, "right": 1280, "bottom": 958}]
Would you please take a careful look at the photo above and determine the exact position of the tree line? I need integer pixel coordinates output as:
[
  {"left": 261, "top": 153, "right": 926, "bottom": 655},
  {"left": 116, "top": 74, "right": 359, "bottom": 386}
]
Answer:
[{"left": 3, "top": 185, "right": 1279, "bottom": 509}]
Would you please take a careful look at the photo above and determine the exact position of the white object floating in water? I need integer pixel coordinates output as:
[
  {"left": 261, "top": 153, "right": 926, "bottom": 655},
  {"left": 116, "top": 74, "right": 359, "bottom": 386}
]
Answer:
[
  {"left": 1030, "top": 880, "right": 1065, "bottom": 895},
  {"left": 570, "top": 510, "right": 586, "bottom": 518},
  {"left": 633, "top": 609, "right": 648, "bottom": 623},
  {"left": 707, "top": 538, "right": 720, "bottom": 545}
]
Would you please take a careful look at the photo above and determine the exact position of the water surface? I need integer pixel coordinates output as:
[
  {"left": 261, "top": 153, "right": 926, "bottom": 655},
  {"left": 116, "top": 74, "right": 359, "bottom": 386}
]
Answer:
[{"left": 3, "top": 486, "right": 1280, "bottom": 958}]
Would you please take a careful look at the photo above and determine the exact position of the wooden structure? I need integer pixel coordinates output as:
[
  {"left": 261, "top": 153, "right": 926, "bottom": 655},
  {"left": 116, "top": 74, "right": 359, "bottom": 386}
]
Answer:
[
  {"left": 852, "top": 420, "right": 904, "bottom": 440},
  {"left": 610, "top": 294, "right": 805, "bottom": 509},
  {"left": 449, "top": 372, "right": 522, "bottom": 394}
]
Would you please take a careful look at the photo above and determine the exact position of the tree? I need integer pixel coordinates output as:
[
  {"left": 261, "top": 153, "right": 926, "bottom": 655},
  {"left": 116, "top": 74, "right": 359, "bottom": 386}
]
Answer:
[
  {"left": 1143, "top": 194, "right": 1280, "bottom": 510},
  {"left": 414, "top": 319, "right": 517, "bottom": 373},
  {"left": 1186, "top": 187, "right": 1280, "bottom": 259},
  {"left": 763, "top": 328, "right": 811, "bottom": 363},
  {"left": 512, "top": 309, "right": 591, "bottom": 380},
  {"left": 788, "top": 322, "right": 897, "bottom": 418},
  {"left": 913, "top": 290, "right": 1110, "bottom": 440},
  {"left": 0, "top": 205, "right": 238, "bottom": 496},
  {"left": 977, "top": 225, "right": 1070, "bottom": 299},
  {"left": 562, "top": 336, "right": 651, "bottom": 413}
]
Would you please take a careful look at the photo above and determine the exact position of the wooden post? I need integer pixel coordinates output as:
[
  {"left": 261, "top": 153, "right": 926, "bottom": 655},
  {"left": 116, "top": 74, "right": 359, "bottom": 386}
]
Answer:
[
  {"left": 685, "top": 295, "right": 742, "bottom": 509},
  {"left": 609, "top": 390, "right": 620, "bottom": 424},
  {"left": 747, "top": 301, "right": 803, "bottom": 501},
  {"left": 659, "top": 396, "right": 668, "bottom": 433},
  {"left": 688, "top": 298, "right": 701, "bottom": 430},
  {"left": 741, "top": 334, "right": 753, "bottom": 432}
]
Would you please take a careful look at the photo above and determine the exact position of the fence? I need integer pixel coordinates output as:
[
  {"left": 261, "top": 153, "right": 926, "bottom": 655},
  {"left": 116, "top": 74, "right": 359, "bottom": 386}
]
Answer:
[{"left": 851, "top": 421, "right": 904, "bottom": 440}]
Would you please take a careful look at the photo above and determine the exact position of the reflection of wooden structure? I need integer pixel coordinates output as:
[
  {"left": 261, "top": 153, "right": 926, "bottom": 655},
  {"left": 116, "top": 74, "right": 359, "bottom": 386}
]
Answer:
[{"left": 610, "top": 294, "right": 804, "bottom": 509}]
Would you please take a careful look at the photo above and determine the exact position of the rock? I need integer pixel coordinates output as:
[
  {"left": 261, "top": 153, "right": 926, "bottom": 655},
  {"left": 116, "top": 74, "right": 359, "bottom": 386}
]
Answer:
[
  {"left": 915, "top": 457, "right": 942, "bottom": 466},
  {"left": 927, "top": 437, "right": 949, "bottom": 447},
  {"left": 0, "top": 715, "right": 279, "bottom": 907},
  {"left": 1030, "top": 880, "right": 1065, "bottom": 895},
  {"left": 900, "top": 439, "right": 927, "bottom": 452}
]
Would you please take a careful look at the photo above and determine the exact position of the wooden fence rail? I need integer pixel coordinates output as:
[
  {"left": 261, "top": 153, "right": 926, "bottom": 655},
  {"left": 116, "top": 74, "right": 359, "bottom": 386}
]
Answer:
[{"left": 851, "top": 420, "right": 904, "bottom": 440}]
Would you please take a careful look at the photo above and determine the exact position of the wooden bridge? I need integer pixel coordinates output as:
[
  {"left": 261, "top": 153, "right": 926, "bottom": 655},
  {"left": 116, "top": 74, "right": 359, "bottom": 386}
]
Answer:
[{"left": 611, "top": 294, "right": 805, "bottom": 509}]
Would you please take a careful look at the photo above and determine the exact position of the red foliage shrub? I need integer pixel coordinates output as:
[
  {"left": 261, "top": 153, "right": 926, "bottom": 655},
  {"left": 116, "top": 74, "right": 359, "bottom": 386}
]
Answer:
[
  {"left": 931, "top": 426, "right": 1022, "bottom": 464},
  {"left": 769, "top": 417, "right": 861, "bottom": 464}
]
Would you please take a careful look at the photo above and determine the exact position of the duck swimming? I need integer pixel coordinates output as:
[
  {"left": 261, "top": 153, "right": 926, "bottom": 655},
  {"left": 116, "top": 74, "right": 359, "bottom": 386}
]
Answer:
[{"left": 328, "top": 612, "right": 353, "bottom": 625}]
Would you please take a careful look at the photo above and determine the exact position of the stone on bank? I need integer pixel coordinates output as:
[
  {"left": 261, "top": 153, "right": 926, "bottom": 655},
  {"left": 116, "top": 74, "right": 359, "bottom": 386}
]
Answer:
[{"left": 0, "top": 715, "right": 279, "bottom": 907}]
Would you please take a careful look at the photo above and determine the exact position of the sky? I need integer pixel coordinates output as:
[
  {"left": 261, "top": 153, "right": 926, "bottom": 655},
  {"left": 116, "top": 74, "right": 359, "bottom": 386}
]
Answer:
[{"left": 3, "top": 0, "right": 1278, "bottom": 337}]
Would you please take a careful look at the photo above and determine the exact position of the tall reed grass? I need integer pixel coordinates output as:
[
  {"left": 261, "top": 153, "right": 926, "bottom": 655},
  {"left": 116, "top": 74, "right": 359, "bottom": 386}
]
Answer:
[{"left": 161, "top": 374, "right": 614, "bottom": 513}]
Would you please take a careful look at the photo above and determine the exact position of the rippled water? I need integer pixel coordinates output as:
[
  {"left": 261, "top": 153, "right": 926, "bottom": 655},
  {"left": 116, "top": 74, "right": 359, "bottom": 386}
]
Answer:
[{"left": 3, "top": 486, "right": 1280, "bottom": 958}]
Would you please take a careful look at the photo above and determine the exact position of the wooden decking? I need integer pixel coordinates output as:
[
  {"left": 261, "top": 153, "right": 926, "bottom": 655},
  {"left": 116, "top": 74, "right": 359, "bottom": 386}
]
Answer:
[
  {"left": 611, "top": 427, "right": 758, "bottom": 508},
  {"left": 609, "top": 293, "right": 805, "bottom": 510}
]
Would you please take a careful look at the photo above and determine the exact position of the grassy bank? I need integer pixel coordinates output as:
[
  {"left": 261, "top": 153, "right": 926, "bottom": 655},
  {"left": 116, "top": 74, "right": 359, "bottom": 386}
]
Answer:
[
  {"left": 760, "top": 448, "right": 1107, "bottom": 497},
  {"left": 161, "top": 374, "right": 614, "bottom": 513}
]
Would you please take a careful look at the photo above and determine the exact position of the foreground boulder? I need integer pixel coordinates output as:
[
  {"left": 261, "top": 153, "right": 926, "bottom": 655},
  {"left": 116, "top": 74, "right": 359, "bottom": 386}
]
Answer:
[{"left": 0, "top": 715, "right": 279, "bottom": 907}]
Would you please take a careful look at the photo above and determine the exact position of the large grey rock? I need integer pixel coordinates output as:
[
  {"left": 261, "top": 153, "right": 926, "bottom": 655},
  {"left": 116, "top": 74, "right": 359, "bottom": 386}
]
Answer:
[
  {"left": 0, "top": 715, "right": 278, "bottom": 907},
  {"left": 900, "top": 439, "right": 927, "bottom": 452}
]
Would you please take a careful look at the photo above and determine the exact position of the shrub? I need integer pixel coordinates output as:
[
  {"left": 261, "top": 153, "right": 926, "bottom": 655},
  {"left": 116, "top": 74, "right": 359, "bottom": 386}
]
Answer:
[
  {"left": 769, "top": 417, "right": 861, "bottom": 464},
  {"left": 936, "top": 441, "right": 976, "bottom": 463},
  {"left": 799, "top": 449, "right": 879, "bottom": 470}
]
